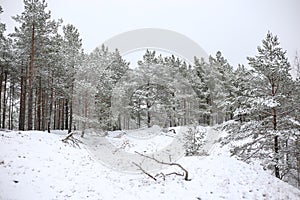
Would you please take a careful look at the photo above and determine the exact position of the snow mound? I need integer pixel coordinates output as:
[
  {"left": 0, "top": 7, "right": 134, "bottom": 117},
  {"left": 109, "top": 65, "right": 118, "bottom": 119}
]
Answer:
[
  {"left": 106, "top": 126, "right": 176, "bottom": 153},
  {"left": 0, "top": 130, "right": 299, "bottom": 200}
]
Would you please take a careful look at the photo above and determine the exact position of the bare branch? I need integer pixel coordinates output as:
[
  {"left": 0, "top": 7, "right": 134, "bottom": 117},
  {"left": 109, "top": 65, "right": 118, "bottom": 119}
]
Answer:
[
  {"left": 165, "top": 172, "right": 184, "bottom": 177},
  {"left": 135, "top": 151, "right": 191, "bottom": 181},
  {"left": 132, "top": 162, "right": 157, "bottom": 181},
  {"left": 62, "top": 132, "right": 82, "bottom": 148}
]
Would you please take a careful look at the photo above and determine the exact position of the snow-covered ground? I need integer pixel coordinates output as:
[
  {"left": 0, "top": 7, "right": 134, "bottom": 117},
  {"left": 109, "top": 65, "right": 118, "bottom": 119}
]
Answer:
[{"left": 1, "top": 127, "right": 300, "bottom": 200}]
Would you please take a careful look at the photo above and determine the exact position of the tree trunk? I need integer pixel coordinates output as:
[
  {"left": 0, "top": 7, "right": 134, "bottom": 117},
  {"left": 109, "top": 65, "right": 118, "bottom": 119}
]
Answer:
[
  {"left": 57, "top": 99, "right": 61, "bottom": 129},
  {"left": 27, "top": 23, "right": 35, "bottom": 130},
  {"left": 2, "top": 71, "right": 7, "bottom": 129},
  {"left": 137, "top": 99, "right": 141, "bottom": 128},
  {"left": 34, "top": 89, "right": 38, "bottom": 130},
  {"left": 272, "top": 81, "right": 280, "bottom": 179},
  {"left": 0, "top": 67, "right": 3, "bottom": 126},
  {"left": 81, "top": 95, "right": 88, "bottom": 137},
  {"left": 19, "top": 62, "right": 26, "bottom": 131},
  {"left": 172, "top": 92, "right": 176, "bottom": 127},
  {"left": 273, "top": 107, "right": 280, "bottom": 178},
  {"left": 183, "top": 99, "right": 187, "bottom": 125},
  {"left": 65, "top": 98, "right": 68, "bottom": 130},
  {"left": 8, "top": 80, "right": 15, "bottom": 130},
  {"left": 60, "top": 98, "right": 64, "bottom": 130},
  {"left": 68, "top": 81, "right": 74, "bottom": 133},
  {"left": 47, "top": 76, "right": 54, "bottom": 133},
  {"left": 8, "top": 82, "right": 12, "bottom": 130},
  {"left": 53, "top": 102, "right": 56, "bottom": 130},
  {"left": 36, "top": 77, "right": 42, "bottom": 130},
  {"left": 41, "top": 92, "right": 46, "bottom": 131},
  {"left": 146, "top": 82, "right": 151, "bottom": 128}
]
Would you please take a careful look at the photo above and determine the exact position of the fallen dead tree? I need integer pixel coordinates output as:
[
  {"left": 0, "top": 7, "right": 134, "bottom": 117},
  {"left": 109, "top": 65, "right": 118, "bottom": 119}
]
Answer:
[{"left": 134, "top": 151, "right": 191, "bottom": 181}]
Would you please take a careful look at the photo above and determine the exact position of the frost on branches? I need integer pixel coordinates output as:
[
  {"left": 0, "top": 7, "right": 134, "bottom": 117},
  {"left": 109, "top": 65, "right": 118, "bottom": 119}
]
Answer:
[
  {"left": 183, "top": 126, "right": 206, "bottom": 156},
  {"left": 221, "top": 32, "right": 300, "bottom": 188}
]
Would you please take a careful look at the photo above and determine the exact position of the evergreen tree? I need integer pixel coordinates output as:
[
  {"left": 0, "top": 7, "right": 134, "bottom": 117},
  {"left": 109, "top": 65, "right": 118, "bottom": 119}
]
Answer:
[
  {"left": 224, "top": 32, "right": 299, "bottom": 182},
  {"left": 62, "top": 24, "right": 82, "bottom": 133},
  {"left": 232, "top": 64, "right": 254, "bottom": 122},
  {"left": 11, "top": 0, "right": 60, "bottom": 130},
  {"left": 89, "top": 46, "right": 129, "bottom": 130},
  {"left": 0, "top": 7, "right": 18, "bottom": 129}
]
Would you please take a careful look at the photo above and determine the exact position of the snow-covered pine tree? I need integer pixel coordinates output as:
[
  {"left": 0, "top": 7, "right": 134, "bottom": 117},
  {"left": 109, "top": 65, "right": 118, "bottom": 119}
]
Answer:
[
  {"left": 192, "top": 56, "right": 211, "bottom": 125},
  {"left": 0, "top": 36, "right": 14, "bottom": 130},
  {"left": 184, "top": 126, "right": 206, "bottom": 156},
  {"left": 11, "top": 0, "right": 60, "bottom": 130},
  {"left": 192, "top": 51, "right": 234, "bottom": 125},
  {"left": 0, "top": 6, "right": 9, "bottom": 128},
  {"left": 291, "top": 53, "right": 300, "bottom": 187},
  {"left": 62, "top": 24, "right": 82, "bottom": 133},
  {"left": 93, "top": 46, "right": 129, "bottom": 130},
  {"left": 224, "top": 32, "right": 299, "bottom": 183},
  {"left": 209, "top": 51, "right": 235, "bottom": 123},
  {"left": 232, "top": 64, "right": 254, "bottom": 122},
  {"left": 46, "top": 32, "right": 64, "bottom": 133},
  {"left": 132, "top": 50, "right": 197, "bottom": 128},
  {"left": 135, "top": 50, "right": 160, "bottom": 128}
]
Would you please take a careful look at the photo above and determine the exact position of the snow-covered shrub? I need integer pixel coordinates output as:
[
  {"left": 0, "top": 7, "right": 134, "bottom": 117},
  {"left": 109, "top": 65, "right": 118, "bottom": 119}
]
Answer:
[{"left": 184, "top": 127, "right": 206, "bottom": 156}]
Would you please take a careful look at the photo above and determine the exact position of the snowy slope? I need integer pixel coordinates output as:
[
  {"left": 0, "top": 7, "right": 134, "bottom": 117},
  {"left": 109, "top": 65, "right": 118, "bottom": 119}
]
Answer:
[{"left": 1, "top": 129, "right": 300, "bottom": 200}]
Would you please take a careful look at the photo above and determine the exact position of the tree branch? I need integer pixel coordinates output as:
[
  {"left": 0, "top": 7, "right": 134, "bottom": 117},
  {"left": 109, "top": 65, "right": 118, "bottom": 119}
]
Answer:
[
  {"left": 132, "top": 162, "right": 157, "bottom": 181},
  {"left": 62, "top": 132, "right": 82, "bottom": 148},
  {"left": 134, "top": 151, "right": 191, "bottom": 181}
]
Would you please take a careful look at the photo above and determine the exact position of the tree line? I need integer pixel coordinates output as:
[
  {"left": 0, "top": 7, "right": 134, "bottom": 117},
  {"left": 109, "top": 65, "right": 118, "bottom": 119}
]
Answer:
[{"left": 0, "top": 0, "right": 83, "bottom": 133}]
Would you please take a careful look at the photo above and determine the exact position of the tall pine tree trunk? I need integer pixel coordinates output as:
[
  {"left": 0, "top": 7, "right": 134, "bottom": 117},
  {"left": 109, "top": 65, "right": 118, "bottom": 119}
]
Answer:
[
  {"left": 41, "top": 92, "right": 46, "bottom": 131},
  {"left": 36, "top": 77, "right": 42, "bottom": 130},
  {"left": 53, "top": 100, "right": 56, "bottom": 129},
  {"left": 65, "top": 98, "right": 68, "bottom": 130},
  {"left": 34, "top": 89, "right": 38, "bottom": 130},
  {"left": 27, "top": 23, "right": 35, "bottom": 130},
  {"left": 183, "top": 99, "right": 187, "bottom": 125},
  {"left": 60, "top": 98, "right": 64, "bottom": 130},
  {"left": 8, "top": 80, "right": 15, "bottom": 130},
  {"left": 146, "top": 82, "right": 151, "bottom": 128},
  {"left": 273, "top": 107, "right": 280, "bottom": 178},
  {"left": 272, "top": 82, "right": 280, "bottom": 178},
  {"left": 68, "top": 81, "right": 74, "bottom": 133},
  {"left": 137, "top": 99, "right": 141, "bottom": 128},
  {"left": 56, "top": 99, "right": 61, "bottom": 129},
  {"left": 2, "top": 70, "right": 7, "bottom": 129},
  {"left": 19, "top": 62, "right": 26, "bottom": 131},
  {"left": 0, "top": 67, "right": 3, "bottom": 126},
  {"left": 47, "top": 76, "right": 54, "bottom": 133}
]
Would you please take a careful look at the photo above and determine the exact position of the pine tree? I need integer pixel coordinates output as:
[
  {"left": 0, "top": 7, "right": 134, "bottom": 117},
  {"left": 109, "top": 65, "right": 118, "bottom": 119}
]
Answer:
[
  {"left": 223, "top": 32, "right": 299, "bottom": 182},
  {"left": 62, "top": 24, "right": 82, "bottom": 133},
  {"left": 87, "top": 46, "right": 129, "bottom": 130},
  {"left": 11, "top": 0, "right": 59, "bottom": 130},
  {"left": 0, "top": 6, "right": 6, "bottom": 128},
  {"left": 209, "top": 51, "right": 235, "bottom": 123},
  {"left": 232, "top": 64, "right": 254, "bottom": 122}
]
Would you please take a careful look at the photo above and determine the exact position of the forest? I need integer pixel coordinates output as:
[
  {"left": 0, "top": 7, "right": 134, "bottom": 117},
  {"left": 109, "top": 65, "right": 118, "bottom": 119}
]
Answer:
[{"left": 0, "top": 0, "right": 300, "bottom": 188}]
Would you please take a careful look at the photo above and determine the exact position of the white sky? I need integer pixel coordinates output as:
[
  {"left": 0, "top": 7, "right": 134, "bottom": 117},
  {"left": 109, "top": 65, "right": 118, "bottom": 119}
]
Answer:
[{"left": 1, "top": 0, "right": 300, "bottom": 69}]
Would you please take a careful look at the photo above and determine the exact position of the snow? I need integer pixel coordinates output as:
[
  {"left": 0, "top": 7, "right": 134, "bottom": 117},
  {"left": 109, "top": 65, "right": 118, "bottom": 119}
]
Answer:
[
  {"left": 253, "top": 97, "right": 280, "bottom": 108},
  {"left": 1, "top": 127, "right": 300, "bottom": 200},
  {"left": 105, "top": 125, "right": 178, "bottom": 154}
]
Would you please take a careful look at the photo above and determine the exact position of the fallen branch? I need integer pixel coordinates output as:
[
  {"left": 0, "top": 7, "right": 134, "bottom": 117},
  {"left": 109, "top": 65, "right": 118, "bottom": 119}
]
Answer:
[
  {"left": 155, "top": 172, "right": 166, "bottom": 181},
  {"left": 165, "top": 172, "right": 184, "bottom": 177},
  {"left": 62, "top": 132, "right": 82, "bottom": 148},
  {"left": 132, "top": 162, "right": 157, "bottom": 181},
  {"left": 135, "top": 151, "right": 191, "bottom": 181}
]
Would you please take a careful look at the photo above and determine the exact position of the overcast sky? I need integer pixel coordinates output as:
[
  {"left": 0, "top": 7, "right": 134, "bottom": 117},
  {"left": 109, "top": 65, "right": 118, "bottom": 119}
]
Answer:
[{"left": 1, "top": 0, "right": 300, "bottom": 70}]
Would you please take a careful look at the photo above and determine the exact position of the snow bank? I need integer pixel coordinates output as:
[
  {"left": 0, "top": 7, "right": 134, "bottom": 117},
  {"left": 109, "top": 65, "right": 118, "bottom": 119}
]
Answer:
[{"left": 0, "top": 130, "right": 299, "bottom": 200}]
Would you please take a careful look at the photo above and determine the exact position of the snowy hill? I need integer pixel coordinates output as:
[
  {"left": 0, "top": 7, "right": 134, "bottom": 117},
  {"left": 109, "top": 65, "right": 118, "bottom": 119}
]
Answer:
[{"left": 1, "top": 128, "right": 300, "bottom": 200}]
